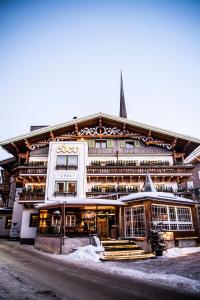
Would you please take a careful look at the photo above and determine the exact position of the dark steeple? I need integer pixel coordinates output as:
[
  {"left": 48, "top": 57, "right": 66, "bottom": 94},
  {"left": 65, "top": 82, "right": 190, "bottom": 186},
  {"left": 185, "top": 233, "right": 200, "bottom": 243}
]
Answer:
[
  {"left": 119, "top": 71, "right": 127, "bottom": 118},
  {"left": 143, "top": 173, "right": 157, "bottom": 192}
]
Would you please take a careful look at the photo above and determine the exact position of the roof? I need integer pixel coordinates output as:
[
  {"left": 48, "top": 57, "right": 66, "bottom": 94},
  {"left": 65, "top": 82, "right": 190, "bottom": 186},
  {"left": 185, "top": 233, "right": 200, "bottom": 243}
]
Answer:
[
  {"left": 35, "top": 198, "right": 124, "bottom": 209},
  {"left": 184, "top": 146, "right": 200, "bottom": 164},
  {"left": 0, "top": 112, "right": 200, "bottom": 157},
  {"left": 119, "top": 191, "right": 195, "bottom": 204},
  {"left": 143, "top": 173, "right": 157, "bottom": 192}
]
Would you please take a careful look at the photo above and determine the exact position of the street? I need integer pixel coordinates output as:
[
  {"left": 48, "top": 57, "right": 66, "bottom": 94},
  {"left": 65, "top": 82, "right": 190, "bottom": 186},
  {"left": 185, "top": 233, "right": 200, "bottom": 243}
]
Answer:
[{"left": 0, "top": 240, "right": 199, "bottom": 300}]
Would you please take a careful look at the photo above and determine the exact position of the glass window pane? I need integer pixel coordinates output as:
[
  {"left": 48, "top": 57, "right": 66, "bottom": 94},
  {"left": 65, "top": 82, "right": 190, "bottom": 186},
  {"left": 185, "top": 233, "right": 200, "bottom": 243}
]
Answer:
[
  {"left": 56, "top": 182, "right": 64, "bottom": 192},
  {"left": 68, "top": 182, "right": 76, "bottom": 193},
  {"left": 169, "top": 207, "right": 176, "bottom": 221},
  {"left": 177, "top": 208, "right": 191, "bottom": 222},
  {"left": 57, "top": 155, "right": 66, "bottom": 165},
  {"left": 67, "top": 156, "right": 78, "bottom": 167}
]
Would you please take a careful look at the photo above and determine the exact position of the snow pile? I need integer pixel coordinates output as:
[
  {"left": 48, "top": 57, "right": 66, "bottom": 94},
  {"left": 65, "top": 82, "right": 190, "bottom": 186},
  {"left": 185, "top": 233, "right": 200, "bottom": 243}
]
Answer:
[
  {"left": 66, "top": 245, "right": 101, "bottom": 263},
  {"left": 164, "top": 247, "right": 200, "bottom": 258},
  {"left": 105, "top": 264, "right": 200, "bottom": 293}
]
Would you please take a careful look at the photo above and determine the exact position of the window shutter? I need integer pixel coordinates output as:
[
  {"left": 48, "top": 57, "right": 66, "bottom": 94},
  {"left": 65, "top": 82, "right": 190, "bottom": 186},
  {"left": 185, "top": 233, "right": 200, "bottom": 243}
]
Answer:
[
  {"left": 120, "top": 140, "right": 126, "bottom": 148},
  {"left": 107, "top": 139, "right": 113, "bottom": 148},
  {"left": 134, "top": 140, "right": 140, "bottom": 148},
  {"left": 88, "top": 140, "right": 95, "bottom": 148}
]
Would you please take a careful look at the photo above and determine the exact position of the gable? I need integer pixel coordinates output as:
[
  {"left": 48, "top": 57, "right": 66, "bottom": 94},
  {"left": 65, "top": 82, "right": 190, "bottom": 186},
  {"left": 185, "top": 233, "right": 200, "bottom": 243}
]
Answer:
[{"left": 0, "top": 112, "right": 200, "bottom": 157}]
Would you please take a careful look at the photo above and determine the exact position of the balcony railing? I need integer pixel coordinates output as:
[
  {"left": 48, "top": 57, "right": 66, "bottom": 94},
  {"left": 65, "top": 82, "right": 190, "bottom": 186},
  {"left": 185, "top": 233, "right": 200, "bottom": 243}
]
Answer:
[
  {"left": 18, "top": 167, "right": 47, "bottom": 175},
  {"left": 54, "top": 191, "right": 77, "bottom": 197},
  {"left": 55, "top": 165, "right": 78, "bottom": 170},
  {"left": 87, "top": 165, "right": 193, "bottom": 176},
  {"left": 90, "top": 160, "right": 171, "bottom": 167},
  {"left": 19, "top": 192, "right": 45, "bottom": 201}
]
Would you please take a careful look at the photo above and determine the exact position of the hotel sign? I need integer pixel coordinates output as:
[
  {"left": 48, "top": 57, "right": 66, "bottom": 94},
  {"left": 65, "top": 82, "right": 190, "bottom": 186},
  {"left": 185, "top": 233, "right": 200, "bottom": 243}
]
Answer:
[{"left": 57, "top": 145, "right": 79, "bottom": 153}]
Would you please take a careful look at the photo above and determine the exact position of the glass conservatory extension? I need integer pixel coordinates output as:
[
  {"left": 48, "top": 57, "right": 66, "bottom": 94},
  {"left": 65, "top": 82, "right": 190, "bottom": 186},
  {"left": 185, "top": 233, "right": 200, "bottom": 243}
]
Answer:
[{"left": 124, "top": 204, "right": 194, "bottom": 238}]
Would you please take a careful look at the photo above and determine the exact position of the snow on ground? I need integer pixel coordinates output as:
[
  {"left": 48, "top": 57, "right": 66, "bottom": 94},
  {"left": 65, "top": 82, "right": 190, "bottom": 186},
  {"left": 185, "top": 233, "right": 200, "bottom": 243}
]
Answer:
[
  {"left": 66, "top": 245, "right": 101, "bottom": 263},
  {"left": 163, "top": 247, "right": 200, "bottom": 257},
  {"left": 18, "top": 242, "right": 200, "bottom": 294}
]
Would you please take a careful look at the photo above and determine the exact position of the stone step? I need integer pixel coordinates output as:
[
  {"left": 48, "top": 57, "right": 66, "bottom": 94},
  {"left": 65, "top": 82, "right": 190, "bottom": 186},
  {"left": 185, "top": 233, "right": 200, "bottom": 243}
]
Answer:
[
  {"left": 103, "top": 250, "right": 145, "bottom": 256},
  {"left": 100, "top": 253, "right": 155, "bottom": 261},
  {"left": 104, "top": 244, "right": 140, "bottom": 251},
  {"left": 101, "top": 240, "right": 134, "bottom": 245}
]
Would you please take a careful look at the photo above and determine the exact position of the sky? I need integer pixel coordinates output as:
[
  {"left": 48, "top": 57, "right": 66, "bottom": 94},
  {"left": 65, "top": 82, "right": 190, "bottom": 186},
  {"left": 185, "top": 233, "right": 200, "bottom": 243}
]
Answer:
[{"left": 0, "top": 0, "right": 200, "bottom": 159}]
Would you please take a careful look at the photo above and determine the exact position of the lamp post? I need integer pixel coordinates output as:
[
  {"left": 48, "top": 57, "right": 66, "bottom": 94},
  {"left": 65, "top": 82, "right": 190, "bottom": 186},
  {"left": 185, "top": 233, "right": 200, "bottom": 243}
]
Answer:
[{"left": 63, "top": 200, "right": 66, "bottom": 243}]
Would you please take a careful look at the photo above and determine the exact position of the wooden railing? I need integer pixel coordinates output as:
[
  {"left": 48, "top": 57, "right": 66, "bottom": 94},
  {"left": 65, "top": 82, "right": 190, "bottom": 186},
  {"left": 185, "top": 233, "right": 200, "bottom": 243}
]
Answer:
[
  {"left": 87, "top": 165, "right": 193, "bottom": 175},
  {"left": 19, "top": 192, "right": 45, "bottom": 201},
  {"left": 18, "top": 167, "right": 47, "bottom": 175}
]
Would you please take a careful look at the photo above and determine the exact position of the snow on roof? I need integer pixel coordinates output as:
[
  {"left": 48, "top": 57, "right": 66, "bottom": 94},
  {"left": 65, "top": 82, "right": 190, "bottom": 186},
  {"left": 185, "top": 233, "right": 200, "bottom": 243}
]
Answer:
[
  {"left": 35, "top": 198, "right": 124, "bottom": 209},
  {"left": 119, "top": 192, "right": 195, "bottom": 204}
]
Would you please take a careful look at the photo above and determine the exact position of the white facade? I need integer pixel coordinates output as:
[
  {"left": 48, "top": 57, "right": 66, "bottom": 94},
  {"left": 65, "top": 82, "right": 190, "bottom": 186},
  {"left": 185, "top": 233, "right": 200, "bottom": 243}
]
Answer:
[
  {"left": 45, "top": 141, "right": 88, "bottom": 201},
  {"left": 20, "top": 209, "right": 38, "bottom": 241}
]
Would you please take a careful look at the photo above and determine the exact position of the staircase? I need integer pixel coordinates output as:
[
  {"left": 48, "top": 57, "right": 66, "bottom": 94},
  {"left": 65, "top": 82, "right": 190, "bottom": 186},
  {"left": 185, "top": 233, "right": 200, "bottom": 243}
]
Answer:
[{"left": 100, "top": 239, "right": 155, "bottom": 261}]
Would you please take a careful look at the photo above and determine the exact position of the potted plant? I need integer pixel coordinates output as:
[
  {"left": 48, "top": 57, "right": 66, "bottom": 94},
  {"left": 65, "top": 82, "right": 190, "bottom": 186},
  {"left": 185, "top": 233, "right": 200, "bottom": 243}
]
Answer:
[{"left": 149, "top": 229, "right": 167, "bottom": 256}]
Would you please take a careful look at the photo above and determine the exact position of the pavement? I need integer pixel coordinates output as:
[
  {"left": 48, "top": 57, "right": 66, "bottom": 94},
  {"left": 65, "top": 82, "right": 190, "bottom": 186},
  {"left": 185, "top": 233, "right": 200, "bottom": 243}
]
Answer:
[{"left": 0, "top": 240, "right": 199, "bottom": 300}]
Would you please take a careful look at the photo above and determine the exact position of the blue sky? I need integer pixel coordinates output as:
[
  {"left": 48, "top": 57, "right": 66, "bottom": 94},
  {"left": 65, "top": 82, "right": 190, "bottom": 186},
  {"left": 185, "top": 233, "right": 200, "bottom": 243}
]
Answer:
[{"left": 0, "top": 0, "right": 200, "bottom": 159}]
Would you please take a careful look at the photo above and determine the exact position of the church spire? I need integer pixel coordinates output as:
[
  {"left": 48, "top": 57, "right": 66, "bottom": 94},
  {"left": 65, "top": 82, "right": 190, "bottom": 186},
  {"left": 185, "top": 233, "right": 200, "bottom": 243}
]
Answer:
[
  {"left": 143, "top": 173, "right": 157, "bottom": 192},
  {"left": 119, "top": 71, "right": 127, "bottom": 118}
]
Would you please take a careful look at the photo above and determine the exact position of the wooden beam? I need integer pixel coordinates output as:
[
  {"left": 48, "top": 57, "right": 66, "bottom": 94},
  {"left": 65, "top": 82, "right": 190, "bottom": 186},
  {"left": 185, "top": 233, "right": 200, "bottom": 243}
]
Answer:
[
  {"left": 183, "top": 141, "right": 191, "bottom": 151},
  {"left": 50, "top": 131, "right": 55, "bottom": 140},
  {"left": 99, "top": 116, "right": 102, "bottom": 127},
  {"left": 11, "top": 142, "right": 19, "bottom": 153},
  {"left": 24, "top": 139, "right": 31, "bottom": 150},
  {"left": 171, "top": 138, "right": 177, "bottom": 149},
  {"left": 28, "top": 176, "right": 35, "bottom": 183},
  {"left": 123, "top": 123, "right": 126, "bottom": 132},
  {"left": 75, "top": 123, "right": 79, "bottom": 135}
]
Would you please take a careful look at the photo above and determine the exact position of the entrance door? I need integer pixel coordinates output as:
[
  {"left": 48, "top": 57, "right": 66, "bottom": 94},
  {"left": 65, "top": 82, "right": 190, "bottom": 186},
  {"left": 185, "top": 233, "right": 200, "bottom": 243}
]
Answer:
[{"left": 97, "top": 216, "right": 109, "bottom": 238}]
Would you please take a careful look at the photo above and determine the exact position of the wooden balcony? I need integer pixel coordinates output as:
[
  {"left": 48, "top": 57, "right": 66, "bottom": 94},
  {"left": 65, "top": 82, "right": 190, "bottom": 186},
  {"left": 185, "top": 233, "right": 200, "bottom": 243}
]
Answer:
[
  {"left": 86, "top": 192, "right": 128, "bottom": 200},
  {"left": 16, "top": 167, "right": 47, "bottom": 176},
  {"left": 87, "top": 165, "right": 193, "bottom": 177},
  {"left": 18, "top": 192, "right": 45, "bottom": 202}
]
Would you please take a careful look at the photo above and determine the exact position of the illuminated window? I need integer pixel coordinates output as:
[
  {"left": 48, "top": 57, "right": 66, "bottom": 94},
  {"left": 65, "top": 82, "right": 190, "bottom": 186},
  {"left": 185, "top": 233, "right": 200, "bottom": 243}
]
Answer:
[
  {"left": 5, "top": 216, "right": 12, "bottom": 229},
  {"left": 66, "top": 215, "right": 76, "bottom": 227},
  {"left": 152, "top": 205, "right": 193, "bottom": 231},
  {"left": 29, "top": 214, "right": 39, "bottom": 227},
  {"left": 125, "top": 206, "right": 145, "bottom": 237}
]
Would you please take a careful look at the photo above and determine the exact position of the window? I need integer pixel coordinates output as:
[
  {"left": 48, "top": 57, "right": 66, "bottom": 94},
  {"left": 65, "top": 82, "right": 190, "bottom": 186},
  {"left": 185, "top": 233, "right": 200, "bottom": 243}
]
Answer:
[
  {"left": 29, "top": 214, "right": 39, "bottom": 227},
  {"left": 125, "top": 141, "right": 135, "bottom": 149},
  {"left": 56, "top": 155, "right": 78, "bottom": 169},
  {"left": 124, "top": 206, "right": 145, "bottom": 237},
  {"left": 5, "top": 216, "right": 12, "bottom": 229},
  {"left": 95, "top": 140, "right": 107, "bottom": 148},
  {"left": 152, "top": 205, "right": 193, "bottom": 231},
  {"left": 54, "top": 181, "right": 77, "bottom": 196},
  {"left": 66, "top": 215, "right": 76, "bottom": 227},
  {"left": 152, "top": 205, "right": 168, "bottom": 222},
  {"left": 125, "top": 141, "right": 140, "bottom": 149}
]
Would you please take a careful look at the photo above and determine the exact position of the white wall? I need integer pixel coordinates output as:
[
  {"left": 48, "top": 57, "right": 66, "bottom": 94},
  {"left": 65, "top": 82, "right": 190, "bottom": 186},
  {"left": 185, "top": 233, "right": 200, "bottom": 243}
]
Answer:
[
  {"left": 10, "top": 189, "right": 23, "bottom": 238},
  {"left": 45, "top": 141, "right": 88, "bottom": 201},
  {"left": 20, "top": 209, "right": 38, "bottom": 239}
]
